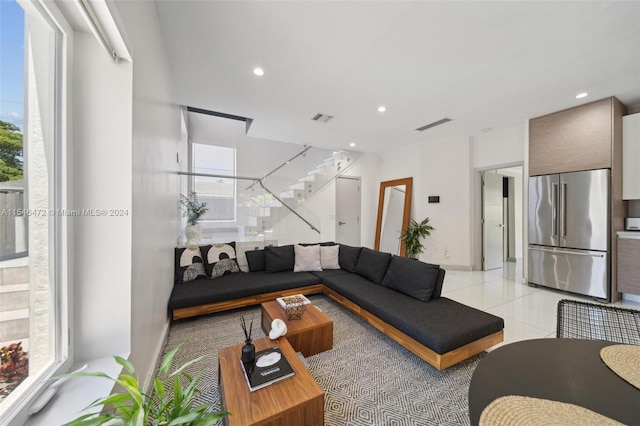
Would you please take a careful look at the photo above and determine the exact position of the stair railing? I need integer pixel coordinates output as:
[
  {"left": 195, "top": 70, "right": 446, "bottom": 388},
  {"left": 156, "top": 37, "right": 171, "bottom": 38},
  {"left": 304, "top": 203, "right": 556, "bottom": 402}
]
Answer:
[{"left": 177, "top": 171, "right": 320, "bottom": 234}]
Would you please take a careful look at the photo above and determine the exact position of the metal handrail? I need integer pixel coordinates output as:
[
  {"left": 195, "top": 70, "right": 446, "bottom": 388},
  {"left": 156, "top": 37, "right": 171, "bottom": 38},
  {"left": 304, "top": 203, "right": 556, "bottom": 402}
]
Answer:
[
  {"left": 177, "top": 170, "right": 320, "bottom": 234},
  {"left": 245, "top": 145, "right": 312, "bottom": 191}
]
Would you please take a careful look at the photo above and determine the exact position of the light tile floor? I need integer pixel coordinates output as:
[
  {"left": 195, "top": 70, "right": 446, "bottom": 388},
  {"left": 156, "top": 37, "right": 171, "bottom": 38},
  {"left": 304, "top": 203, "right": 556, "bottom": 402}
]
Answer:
[{"left": 441, "top": 261, "right": 640, "bottom": 349}]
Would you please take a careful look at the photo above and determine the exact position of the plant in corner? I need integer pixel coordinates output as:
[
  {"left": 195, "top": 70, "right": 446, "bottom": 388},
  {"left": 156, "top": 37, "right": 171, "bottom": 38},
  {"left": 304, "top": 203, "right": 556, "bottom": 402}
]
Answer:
[
  {"left": 181, "top": 192, "right": 208, "bottom": 226},
  {"left": 400, "top": 217, "right": 435, "bottom": 258},
  {"left": 181, "top": 192, "right": 208, "bottom": 246},
  {"left": 61, "top": 344, "right": 228, "bottom": 426}
]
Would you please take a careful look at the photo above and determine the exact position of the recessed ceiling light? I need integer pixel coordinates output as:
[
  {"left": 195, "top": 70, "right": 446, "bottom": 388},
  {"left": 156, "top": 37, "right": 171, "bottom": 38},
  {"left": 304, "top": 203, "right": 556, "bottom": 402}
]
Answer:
[
  {"left": 350, "top": 142, "right": 356, "bottom": 147},
  {"left": 378, "top": 106, "right": 386, "bottom": 112},
  {"left": 576, "top": 92, "right": 588, "bottom": 99},
  {"left": 253, "top": 67, "right": 264, "bottom": 76}
]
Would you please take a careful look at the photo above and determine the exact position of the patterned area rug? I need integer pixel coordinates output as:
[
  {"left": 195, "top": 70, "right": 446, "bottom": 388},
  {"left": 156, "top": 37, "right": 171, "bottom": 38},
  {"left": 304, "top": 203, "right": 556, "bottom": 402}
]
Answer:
[{"left": 161, "top": 295, "right": 484, "bottom": 425}]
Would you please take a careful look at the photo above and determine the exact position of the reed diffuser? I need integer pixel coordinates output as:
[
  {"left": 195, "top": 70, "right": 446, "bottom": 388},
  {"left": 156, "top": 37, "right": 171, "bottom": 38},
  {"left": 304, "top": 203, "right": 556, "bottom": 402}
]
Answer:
[{"left": 240, "top": 315, "right": 255, "bottom": 364}]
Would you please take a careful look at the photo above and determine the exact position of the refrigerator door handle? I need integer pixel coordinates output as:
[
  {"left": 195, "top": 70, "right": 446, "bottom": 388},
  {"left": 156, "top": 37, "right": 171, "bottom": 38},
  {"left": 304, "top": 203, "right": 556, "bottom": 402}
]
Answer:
[
  {"left": 560, "top": 182, "right": 568, "bottom": 240},
  {"left": 529, "top": 246, "right": 605, "bottom": 258},
  {"left": 551, "top": 183, "right": 558, "bottom": 238}
]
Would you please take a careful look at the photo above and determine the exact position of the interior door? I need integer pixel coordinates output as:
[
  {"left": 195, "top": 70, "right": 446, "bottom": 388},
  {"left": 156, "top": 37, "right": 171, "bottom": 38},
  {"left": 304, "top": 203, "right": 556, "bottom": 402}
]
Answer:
[
  {"left": 482, "top": 172, "right": 504, "bottom": 270},
  {"left": 336, "top": 176, "right": 361, "bottom": 246}
]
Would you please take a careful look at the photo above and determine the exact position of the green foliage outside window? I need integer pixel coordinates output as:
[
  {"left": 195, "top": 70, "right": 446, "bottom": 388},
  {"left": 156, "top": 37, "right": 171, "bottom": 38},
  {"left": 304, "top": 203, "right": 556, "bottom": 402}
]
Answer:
[{"left": 0, "top": 120, "right": 23, "bottom": 182}]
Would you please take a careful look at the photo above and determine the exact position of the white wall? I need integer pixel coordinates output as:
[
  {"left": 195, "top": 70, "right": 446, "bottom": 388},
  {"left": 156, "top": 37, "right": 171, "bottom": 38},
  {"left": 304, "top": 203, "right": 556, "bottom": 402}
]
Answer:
[
  {"left": 474, "top": 124, "right": 525, "bottom": 169},
  {"left": 112, "top": 0, "right": 182, "bottom": 384},
  {"left": 375, "top": 138, "right": 473, "bottom": 268},
  {"left": 72, "top": 32, "right": 133, "bottom": 361}
]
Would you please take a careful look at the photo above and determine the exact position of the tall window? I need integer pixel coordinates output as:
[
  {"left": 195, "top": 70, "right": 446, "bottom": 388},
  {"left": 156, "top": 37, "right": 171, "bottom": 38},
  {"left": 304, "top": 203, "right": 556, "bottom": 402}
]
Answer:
[
  {"left": 192, "top": 143, "right": 236, "bottom": 221},
  {"left": 0, "top": 1, "right": 69, "bottom": 422}
]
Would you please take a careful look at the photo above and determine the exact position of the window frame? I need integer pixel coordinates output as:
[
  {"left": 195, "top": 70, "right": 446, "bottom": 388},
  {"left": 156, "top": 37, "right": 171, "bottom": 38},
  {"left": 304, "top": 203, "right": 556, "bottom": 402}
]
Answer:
[
  {"left": 189, "top": 142, "right": 237, "bottom": 222},
  {"left": 0, "top": 1, "right": 73, "bottom": 423}
]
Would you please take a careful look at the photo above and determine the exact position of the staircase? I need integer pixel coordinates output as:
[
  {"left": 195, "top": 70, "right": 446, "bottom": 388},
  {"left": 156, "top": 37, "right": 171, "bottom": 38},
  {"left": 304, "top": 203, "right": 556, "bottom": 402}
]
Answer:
[
  {"left": 0, "top": 260, "right": 29, "bottom": 351},
  {"left": 244, "top": 151, "right": 360, "bottom": 236}
]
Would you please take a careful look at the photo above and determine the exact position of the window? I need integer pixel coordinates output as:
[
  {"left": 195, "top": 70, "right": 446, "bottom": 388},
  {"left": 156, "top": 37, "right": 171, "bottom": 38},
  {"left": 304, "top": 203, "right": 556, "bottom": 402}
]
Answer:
[
  {"left": 191, "top": 143, "right": 236, "bottom": 221},
  {"left": 0, "top": 1, "right": 69, "bottom": 422}
]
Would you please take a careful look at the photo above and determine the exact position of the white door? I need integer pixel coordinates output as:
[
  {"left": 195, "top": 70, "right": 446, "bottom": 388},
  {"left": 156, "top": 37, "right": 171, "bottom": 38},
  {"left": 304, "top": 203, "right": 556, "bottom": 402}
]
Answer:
[
  {"left": 336, "top": 176, "right": 361, "bottom": 246},
  {"left": 482, "top": 172, "right": 504, "bottom": 270}
]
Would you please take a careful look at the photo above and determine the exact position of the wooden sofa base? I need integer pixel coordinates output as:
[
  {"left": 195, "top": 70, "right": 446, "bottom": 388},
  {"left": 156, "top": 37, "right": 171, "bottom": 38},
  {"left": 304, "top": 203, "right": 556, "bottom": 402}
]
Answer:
[
  {"left": 172, "top": 284, "right": 324, "bottom": 320},
  {"left": 323, "top": 287, "right": 504, "bottom": 370},
  {"left": 172, "top": 284, "right": 504, "bottom": 370}
]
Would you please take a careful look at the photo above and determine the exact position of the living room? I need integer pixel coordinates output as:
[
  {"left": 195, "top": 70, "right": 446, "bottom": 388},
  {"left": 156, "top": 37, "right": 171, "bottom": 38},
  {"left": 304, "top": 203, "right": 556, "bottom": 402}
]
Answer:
[{"left": 1, "top": 0, "right": 639, "bottom": 424}]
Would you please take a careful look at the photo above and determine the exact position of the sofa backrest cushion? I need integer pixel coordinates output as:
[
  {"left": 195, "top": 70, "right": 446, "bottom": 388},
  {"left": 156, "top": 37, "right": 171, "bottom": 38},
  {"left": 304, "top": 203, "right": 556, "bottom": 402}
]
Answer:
[
  {"left": 201, "top": 242, "right": 240, "bottom": 278},
  {"left": 320, "top": 245, "right": 341, "bottom": 269},
  {"left": 174, "top": 246, "right": 207, "bottom": 283},
  {"left": 264, "top": 245, "right": 295, "bottom": 273},
  {"left": 293, "top": 244, "right": 322, "bottom": 272},
  {"left": 355, "top": 247, "right": 392, "bottom": 284},
  {"left": 382, "top": 256, "right": 440, "bottom": 302},
  {"left": 339, "top": 244, "right": 363, "bottom": 272},
  {"left": 245, "top": 249, "right": 265, "bottom": 272},
  {"left": 431, "top": 268, "right": 446, "bottom": 299}
]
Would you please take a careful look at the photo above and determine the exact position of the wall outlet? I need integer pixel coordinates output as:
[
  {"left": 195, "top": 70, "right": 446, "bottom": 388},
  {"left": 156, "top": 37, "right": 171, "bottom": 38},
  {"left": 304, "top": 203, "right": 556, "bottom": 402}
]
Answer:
[{"left": 444, "top": 246, "right": 451, "bottom": 259}]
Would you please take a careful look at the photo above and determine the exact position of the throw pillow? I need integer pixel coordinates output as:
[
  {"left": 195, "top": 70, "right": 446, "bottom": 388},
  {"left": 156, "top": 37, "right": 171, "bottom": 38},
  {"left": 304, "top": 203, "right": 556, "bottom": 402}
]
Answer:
[
  {"left": 245, "top": 249, "right": 265, "bottom": 272},
  {"left": 338, "top": 244, "right": 362, "bottom": 272},
  {"left": 382, "top": 256, "right": 440, "bottom": 302},
  {"left": 320, "top": 245, "right": 340, "bottom": 270},
  {"left": 174, "top": 246, "right": 207, "bottom": 283},
  {"left": 293, "top": 244, "right": 322, "bottom": 272},
  {"left": 202, "top": 243, "right": 240, "bottom": 279},
  {"left": 264, "top": 245, "right": 295, "bottom": 273},
  {"left": 354, "top": 247, "right": 392, "bottom": 284}
]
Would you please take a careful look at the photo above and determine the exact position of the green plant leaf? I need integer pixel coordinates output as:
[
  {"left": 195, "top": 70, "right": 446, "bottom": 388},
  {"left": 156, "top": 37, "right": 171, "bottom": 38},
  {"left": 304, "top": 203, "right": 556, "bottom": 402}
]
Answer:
[
  {"left": 168, "top": 354, "right": 209, "bottom": 378},
  {"left": 159, "top": 344, "right": 181, "bottom": 375},
  {"left": 115, "top": 355, "right": 136, "bottom": 375}
]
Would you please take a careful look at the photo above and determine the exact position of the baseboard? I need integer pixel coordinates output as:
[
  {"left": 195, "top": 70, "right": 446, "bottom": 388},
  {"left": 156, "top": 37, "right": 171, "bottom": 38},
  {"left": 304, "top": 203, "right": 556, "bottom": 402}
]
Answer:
[
  {"left": 145, "top": 319, "right": 172, "bottom": 392},
  {"left": 441, "top": 264, "right": 473, "bottom": 271}
]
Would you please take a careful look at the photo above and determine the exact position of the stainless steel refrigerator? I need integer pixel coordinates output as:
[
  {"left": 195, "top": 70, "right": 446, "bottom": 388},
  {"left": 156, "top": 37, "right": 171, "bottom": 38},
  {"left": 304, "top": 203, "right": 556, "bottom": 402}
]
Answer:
[{"left": 528, "top": 169, "right": 610, "bottom": 300}]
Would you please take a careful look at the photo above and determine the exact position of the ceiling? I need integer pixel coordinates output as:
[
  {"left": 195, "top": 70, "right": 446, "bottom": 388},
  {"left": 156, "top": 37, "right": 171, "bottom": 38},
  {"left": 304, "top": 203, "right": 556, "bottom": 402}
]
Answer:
[{"left": 156, "top": 1, "right": 640, "bottom": 154}]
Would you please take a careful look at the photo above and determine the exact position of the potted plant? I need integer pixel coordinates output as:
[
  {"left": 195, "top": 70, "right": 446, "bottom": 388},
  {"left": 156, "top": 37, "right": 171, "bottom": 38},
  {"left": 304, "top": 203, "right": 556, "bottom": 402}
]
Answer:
[
  {"left": 61, "top": 345, "right": 228, "bottom": 425},
  {"left": 400, "top": 217, "right": 435, "bottom": 258},
  {"left": 181, "top": 192, "right": 208, "bottom": 247}
]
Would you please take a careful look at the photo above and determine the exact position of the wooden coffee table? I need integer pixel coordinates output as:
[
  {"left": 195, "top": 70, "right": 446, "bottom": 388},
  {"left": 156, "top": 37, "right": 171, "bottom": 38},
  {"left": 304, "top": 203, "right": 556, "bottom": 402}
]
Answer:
[
  {"left": 218, "top": 336, "right": 324, "bottom": 426},
  {"left": 261, "top": 300, "right": 333, "bottom": 357}
]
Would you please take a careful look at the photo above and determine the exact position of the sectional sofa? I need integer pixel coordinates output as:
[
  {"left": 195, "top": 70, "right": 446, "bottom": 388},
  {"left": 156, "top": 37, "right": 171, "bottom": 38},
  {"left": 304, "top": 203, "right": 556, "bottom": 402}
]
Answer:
[{"left": 169, "top": 243, "right": 504, "bottom": 370}]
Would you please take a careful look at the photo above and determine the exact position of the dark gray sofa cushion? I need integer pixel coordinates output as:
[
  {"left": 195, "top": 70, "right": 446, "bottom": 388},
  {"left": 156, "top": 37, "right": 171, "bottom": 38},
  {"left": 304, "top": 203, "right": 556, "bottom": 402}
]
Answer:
[
  {"left": 245, "top": 249, "right": 265, "bottom": 272},
  {"left": 264, "top": 245, "right": 295, "bottom": 273},
  {"left": 310, "top": 269, "right": 351, "bottom": 280},
  {"left": 432, "top": 268, "right": 446, "bottom": 299},
  {"left": 322, "top": 274, "right": 503, "bottom": 354},
  {"left": 382, "top": 256, "right": 440, "bottom": 302},
  {"left": 355, "top": 247, "right": 392, "bottom": 284},
  {"left": 168, "top": 271, "right": 319, "bottom": 311},
  {"left": 338, "top": 244, "right": 362, "bottom": 272}
]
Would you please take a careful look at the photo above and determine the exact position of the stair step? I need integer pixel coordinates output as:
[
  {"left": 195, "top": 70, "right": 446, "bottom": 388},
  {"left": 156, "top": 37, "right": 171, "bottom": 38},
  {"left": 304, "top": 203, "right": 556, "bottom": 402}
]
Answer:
[
  {"left": 308, "top": 167, "right": 325, "bottom": 175},
  {"left": 0, "top": 318, "right": 29, "bottom": 343},
  {"left": 280, "top": 189, "right": 304, "bottom": 199},
  {"left": 0, "top": 266, "right": 29, "bottom": 286},
  {"left": 289, "top": 182, "right": 306, "bottom": 191},
  {"left": 0, "top": 289, "right": 28, "bottom": 311},
  {"left": 299, "top": 175, "right": 316, "bottom": 183},
  {"left": 0, "top": 309, "right": 28, "bottom": 321}
]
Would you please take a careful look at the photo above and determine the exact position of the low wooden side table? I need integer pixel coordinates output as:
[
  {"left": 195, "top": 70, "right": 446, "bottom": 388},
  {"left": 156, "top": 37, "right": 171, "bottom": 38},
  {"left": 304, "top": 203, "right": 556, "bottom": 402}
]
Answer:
[
  {"left": 218, "top": 336, "right": 324, "bottom": 426},
  {"left": 261, "top": 300, "right": 333, "bottom": 357}
]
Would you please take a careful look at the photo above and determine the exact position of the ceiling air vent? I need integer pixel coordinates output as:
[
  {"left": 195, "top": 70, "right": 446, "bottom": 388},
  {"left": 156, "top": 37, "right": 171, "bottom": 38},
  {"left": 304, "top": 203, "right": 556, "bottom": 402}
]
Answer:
[
  {"left": 311, "top": 113, "right": 334, "bottom": 123},
  {"left": 416, "top": 117, "right": 452, "bottom": 132}
]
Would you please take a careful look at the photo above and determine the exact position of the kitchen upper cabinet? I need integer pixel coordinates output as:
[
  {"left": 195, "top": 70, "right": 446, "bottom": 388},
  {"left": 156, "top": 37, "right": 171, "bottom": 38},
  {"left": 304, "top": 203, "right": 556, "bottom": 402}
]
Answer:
[
  {"left": 529, "top": 98, "right": 623, "bottom": 176},
  {"left": 623, "top": 113, "right": 640, "bottom": 199}
]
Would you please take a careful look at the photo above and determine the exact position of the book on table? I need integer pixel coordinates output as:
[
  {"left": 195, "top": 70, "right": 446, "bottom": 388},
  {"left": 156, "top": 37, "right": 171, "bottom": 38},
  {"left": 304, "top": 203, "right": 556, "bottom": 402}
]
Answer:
[
  {"left": 276, "top": 294, "right": 311, "bottom": 309},
  {"left": 241, "top": 346, "right": 295, "bottom": 392}
]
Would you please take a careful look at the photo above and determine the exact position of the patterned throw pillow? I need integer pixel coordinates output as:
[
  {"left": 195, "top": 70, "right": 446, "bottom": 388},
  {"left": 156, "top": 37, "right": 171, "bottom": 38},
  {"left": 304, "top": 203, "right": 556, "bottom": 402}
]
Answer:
[
  {"left": 202, "top": 242, "right": 240, "bottom": 279},
  {"left": 174, "top": 247, "right": 207, "bottom": 283}
]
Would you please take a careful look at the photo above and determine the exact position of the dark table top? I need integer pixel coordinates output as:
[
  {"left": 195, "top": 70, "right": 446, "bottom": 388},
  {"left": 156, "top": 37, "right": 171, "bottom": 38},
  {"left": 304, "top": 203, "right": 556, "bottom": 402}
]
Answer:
[{"left": 468, "top": 339, "right": 640, "bottom": 425}]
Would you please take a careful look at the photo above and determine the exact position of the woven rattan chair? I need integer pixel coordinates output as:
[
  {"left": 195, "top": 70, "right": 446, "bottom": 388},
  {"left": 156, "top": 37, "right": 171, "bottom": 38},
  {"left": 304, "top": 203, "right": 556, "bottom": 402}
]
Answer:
[{"left": 556, "top": 299, "right": 640, "bottom": 345}]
